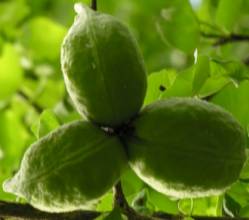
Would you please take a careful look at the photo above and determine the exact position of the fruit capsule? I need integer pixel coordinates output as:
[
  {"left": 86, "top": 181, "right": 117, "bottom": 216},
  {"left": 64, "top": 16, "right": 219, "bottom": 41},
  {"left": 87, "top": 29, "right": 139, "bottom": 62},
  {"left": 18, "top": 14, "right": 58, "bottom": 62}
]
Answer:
[
  {"left": 127, "top": 98, "right": 247, "bottom": 198},
  {"left": 61, "top": 5, "right": 147, "bottom": 127},
  {"left": 4, "top": 120, "right": 127, "bottom": 212}
]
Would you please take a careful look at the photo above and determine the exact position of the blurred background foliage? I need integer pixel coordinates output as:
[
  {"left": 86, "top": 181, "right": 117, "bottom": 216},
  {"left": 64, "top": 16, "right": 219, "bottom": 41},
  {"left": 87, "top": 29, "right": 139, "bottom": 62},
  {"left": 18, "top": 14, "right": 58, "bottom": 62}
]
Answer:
[{"left": 0, "top": 0, "right": 249, "bottom": 217}]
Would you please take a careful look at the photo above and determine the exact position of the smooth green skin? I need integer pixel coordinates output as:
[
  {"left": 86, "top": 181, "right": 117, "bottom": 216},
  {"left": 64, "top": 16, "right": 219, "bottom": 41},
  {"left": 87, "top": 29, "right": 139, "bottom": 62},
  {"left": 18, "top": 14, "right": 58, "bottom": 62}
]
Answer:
[
  {"left": 61, "top": 5, "right": 147, "bottom": 127},
  {"left": 127, "top": 98, "right": 247, "bottom": 198},
  {"left": 3, "top": 120, "right": 127, "bottom": 212}
]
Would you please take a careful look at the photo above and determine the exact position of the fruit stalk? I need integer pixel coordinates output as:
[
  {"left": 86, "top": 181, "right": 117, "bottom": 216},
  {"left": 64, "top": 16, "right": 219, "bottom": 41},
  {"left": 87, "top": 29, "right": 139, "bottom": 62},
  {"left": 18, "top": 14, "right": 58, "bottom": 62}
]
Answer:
[{"left": 91, "top": 0, "right": 97, "bottom": 11}]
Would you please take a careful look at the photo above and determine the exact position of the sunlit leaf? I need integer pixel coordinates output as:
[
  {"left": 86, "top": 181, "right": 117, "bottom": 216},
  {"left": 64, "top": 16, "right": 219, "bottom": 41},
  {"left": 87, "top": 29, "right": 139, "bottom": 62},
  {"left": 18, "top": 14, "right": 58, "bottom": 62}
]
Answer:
[
  {"left": 199, "top": 76, "right": 231, "bottom": 98},
  {"left": 21, "top": 17, "right": 66, "bottom": 61},
  {"left": 31, "top": 109, "right": 60, "bottom": 139},
  {"left": 54, "top": 101, "right": 81, "bottom": 123},
  {"left": 0, "top": 44, "right": 23, "bottom": 100},
  {"left": 22, "top": 78, "right": 65, "bottom": 109},
  {"left": 192, "top": 55, "right": 210, "bottom": 95},
  {"left": 95, "top": 208, "right": 124, "bottom": 220},
  {"left": 0, "top": 108, "right": 30, "bottom": 200},
  {"left": 179, "top": 196, "right": 222, "bottom": 216},
  {"left": 35, "top": 79, "right": 65, "bottom": 108},
  {"left": 162, "top": 68, "right": 194, "bottom": 99},
  {"left": 96, "top": 192, "right": 113, "bottom": 212},
  {"left": 144, "top": 69, "right": 176, "bottom": 105}
]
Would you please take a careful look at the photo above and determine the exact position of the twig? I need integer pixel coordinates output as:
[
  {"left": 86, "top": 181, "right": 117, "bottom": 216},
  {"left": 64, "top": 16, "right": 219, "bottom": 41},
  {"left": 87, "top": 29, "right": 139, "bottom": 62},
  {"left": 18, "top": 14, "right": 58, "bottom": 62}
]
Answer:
[
  {"left": 91, "top": 0, "right": 97, "bottom": 11},
  {"left": 17, "top": 90, "right": 43, "bottom": 114},
  {"left": 201, "top": 32, "right": 249, "bottom": 46}
]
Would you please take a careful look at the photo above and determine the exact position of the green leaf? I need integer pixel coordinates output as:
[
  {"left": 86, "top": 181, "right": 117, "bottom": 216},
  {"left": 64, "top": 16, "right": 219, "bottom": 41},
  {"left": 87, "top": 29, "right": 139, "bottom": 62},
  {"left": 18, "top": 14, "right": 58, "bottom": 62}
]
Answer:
[
  {"left": 31, "top": 109, "right": 60, "bottom": 139},
  {"left": 22, "top": 78, "right": 65, "bottom": 109},
  {"left": 0, "top": 0, "right": 30, "bottom": 37},
  {"left": 192, "top": 55, "right": 210, "bottom": 95},
  {"left": 0, "top": 108, "right": 30, "bottom": 200},
  {"left": 147, "top": 188, "right": 179, "bottom": 214},
  {"left": 35, "top": 79, "right": 65, "bottom": 108},
  {"left": 198, "top": 61, "right": 234, "bottom": 98},
  {"left": 0, "top": 108, "right": 29, "bottom": 154},
  {"left": 216, "top": 0, "right": 243, "bottom": 31},
  {"left": 239, "top": 150, "right": 249, "bottom": 181},
  {"left": 240, "top": 204, "right": 249, "bottom": 217},
  {"left": 121, "top": 168, "right": 144, "bottom": 203},
  {"left": 156, "top": 0, "right": 200, "bottom": 52},
  {"left": 179, "top": 197, "right": 222, "bottom": 216},
  {"left": 162, "top": 67, "right": 195, "bottom": 99},
  {"left": 0, "top": 36, "right": 3, "bottom": 54},
  {"left": 226, "top": 182, "right": 249, "bottom": 208},
  {"left": 3, "top": 121, "right": 127, "bottom": 212},
  {"left": 21, "top": 17, "right": 66, "bottom": 61},
  {"left": 96, "top": 192, "right": 113, "bottom": 212},
  {"left": 54, "top": 101, "right": 82, "bottom": 124},
  {"left": 95, "top": 208, "right": 124, "bottom": 220},
  {"left": 199, "top": 76, "right": 231, "bottom": 98},
  {"left": 144, "top": 69, "right": 176, "bottom": 105},
  {"left": 223, "top": 194, "right": 240, "bottom": 217},
  {"left": 219, "top": 61, "right": 249, "bottom": 83},
  {"left": 131, "top": 189, "right": 152, "bottom": 215},
  {"left": 0, "top": 44, "right": 23, "bottom": 100},
  {"left": 159, "top": 61, "right": 234, "bottom": 100},
  {"left": 211, "top": 81, "right": 249, "bottom": 127}
]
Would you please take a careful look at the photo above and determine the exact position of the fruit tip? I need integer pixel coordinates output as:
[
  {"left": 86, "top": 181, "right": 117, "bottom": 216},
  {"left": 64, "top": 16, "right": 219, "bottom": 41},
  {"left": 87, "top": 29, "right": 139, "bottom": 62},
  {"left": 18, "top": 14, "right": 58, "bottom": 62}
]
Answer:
[
  {"left": 2, "top": 178, "right": 12, "bottom": 193},
  {"left": 2, "top": 175, "right": 19, "bottom": 195},
  {"left": 74, "top": 3, "right": 85, "bottom": 15}
]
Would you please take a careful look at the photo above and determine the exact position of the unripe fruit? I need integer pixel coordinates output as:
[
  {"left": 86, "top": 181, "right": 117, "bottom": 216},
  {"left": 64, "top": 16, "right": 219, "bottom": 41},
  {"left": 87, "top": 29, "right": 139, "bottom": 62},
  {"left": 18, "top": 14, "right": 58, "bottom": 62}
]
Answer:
[
  {"left": 127, "top": 98, "right": 246, "bottom": 198},
  {"left": 61, "top": 5, "right": 147, "bottom": 127},
  {"left": 3, "top": 121, "right": 127, "bottom": 212}
]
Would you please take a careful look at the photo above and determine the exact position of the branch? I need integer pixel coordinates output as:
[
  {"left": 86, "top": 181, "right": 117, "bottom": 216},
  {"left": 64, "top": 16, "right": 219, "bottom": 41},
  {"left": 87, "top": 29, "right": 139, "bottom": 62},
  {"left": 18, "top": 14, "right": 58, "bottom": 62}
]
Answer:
[
  {"left": 91, "top": 0, "right": 97, "bottom": 11},
  {"left": 201, "top": 32, "right": 249, "bottom": 46},
  {"left": 0, "top": 200, "right": 100, "bottom": 220},
  {"left": 0, "top": 194, "right": 247, "bottom": 220}
]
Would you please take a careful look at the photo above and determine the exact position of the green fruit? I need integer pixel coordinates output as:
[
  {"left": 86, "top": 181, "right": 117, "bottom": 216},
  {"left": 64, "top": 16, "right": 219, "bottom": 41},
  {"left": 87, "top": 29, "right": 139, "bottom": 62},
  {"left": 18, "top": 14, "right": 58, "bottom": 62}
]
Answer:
[
  {"left": 3, "top": 120, "right": 127, "bottom": 212},
  {"left": 127, "top": 98, "right": 246, "bottom": 198},
  {"left": 61, "top": 5, "right": 147, "bottom": 127}
]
